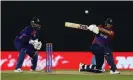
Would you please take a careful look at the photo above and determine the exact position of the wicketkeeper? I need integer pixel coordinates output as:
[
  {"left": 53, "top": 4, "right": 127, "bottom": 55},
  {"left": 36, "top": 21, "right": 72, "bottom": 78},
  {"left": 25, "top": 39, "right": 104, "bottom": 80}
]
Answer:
[
  {"left": 79, "top": 18, "right": 120, "bottom": 74},
  {"left": 14, "top": 17, "right": 42, "bottom": 72}
]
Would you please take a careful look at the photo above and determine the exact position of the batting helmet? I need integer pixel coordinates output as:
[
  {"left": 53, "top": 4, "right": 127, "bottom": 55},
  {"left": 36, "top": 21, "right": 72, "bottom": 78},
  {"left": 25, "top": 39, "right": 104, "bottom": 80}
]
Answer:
[{"left": 105, "top": 18, "right": 113, "bottom": 25}]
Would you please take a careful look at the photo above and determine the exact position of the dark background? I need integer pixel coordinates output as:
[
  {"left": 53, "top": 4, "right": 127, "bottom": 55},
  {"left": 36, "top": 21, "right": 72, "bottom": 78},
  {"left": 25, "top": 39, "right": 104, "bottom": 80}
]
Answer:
[{"left": 1, "top": 1, "right": 133, "bottom": 51}]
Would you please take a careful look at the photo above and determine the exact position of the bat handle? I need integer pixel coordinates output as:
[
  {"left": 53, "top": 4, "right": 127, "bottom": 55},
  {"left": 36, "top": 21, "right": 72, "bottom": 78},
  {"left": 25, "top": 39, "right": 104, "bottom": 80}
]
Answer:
[{"left": 80, "top": 25, "right": 88, "bottom": 30}]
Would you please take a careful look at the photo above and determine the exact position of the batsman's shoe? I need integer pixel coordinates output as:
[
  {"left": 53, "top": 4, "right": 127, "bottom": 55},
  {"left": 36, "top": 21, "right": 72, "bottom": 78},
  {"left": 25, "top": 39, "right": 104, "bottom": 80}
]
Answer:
[
  {"left": 79, "top": 63, "right": 85, "bottom": 72},
  {"left": 14, "top": 68, "right": 23, "bottom": 73},
  {"left": 110, "top": 70, "right": 120, "bottom": 74}
]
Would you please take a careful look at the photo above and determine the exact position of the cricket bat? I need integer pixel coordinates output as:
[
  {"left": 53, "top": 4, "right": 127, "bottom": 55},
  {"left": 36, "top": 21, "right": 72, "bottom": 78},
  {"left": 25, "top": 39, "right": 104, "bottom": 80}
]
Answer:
[{"left": 65, "top": 22, "right": 88, "bottom": 30}]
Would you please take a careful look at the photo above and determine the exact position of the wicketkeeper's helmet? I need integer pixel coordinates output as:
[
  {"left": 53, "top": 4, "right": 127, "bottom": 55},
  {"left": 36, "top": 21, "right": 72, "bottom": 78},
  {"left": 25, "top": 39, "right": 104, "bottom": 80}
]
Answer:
[{"left": 31, "top": 17, "right": 41, "bottom": 30}]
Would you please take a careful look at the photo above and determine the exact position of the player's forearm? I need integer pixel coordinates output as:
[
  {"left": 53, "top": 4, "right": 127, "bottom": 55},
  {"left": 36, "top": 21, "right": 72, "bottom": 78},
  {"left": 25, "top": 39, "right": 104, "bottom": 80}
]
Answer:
[{"left": 98, "top": 27, "right": 114, "bottom": 36}]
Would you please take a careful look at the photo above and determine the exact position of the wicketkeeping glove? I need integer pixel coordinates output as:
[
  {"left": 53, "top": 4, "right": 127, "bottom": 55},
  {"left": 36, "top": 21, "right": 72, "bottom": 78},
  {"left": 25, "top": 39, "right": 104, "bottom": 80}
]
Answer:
[
  {"left": 29, "top": 39, "right": 38, "bottom": 45},
  {"left": 33, "top": 41, "right": 42, "bottom": 50},
  {"left": 29, "top": 39, "right": 42, "bottom": 50}
]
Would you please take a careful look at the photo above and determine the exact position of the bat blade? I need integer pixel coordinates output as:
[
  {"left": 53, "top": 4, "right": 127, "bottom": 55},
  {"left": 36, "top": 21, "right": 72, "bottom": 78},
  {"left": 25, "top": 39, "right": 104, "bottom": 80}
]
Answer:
[
  {"left": 65, "top": 22, "right": 88, "bottom": 30},
  {"left": 65, "top": 22, "right": 81, "bottom": 29}
]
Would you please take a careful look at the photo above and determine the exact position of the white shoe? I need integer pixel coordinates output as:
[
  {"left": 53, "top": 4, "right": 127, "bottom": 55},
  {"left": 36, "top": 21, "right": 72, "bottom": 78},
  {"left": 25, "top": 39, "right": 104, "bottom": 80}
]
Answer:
[
  {"left": 79, "top": 63, "right": 83, "bottom": 72},
  {"left": 110, "top": 70, "right": 120, "bottom": 74},
  {"left": 14, "top": 68, "right": 23, "bottom": 73}
]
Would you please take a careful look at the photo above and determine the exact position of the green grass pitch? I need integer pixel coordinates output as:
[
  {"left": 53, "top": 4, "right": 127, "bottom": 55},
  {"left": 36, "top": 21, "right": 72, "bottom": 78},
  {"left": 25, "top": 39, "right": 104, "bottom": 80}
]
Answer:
[{"left": 1, "top": 70, "right": 133, "bottom": 80}]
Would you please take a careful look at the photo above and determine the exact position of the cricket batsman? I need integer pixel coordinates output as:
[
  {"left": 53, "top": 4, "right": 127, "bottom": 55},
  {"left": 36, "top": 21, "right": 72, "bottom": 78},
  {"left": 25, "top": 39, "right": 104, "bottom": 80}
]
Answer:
[
  {"left": 14, "top": 17, "right": 42, "bottom": 72},
  {"left": 79, "top": 18, "right": 120, "bottom": 74}
]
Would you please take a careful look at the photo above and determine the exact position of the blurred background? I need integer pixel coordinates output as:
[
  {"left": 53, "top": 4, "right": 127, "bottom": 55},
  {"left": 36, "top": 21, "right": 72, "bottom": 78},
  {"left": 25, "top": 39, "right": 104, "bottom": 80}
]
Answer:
[{"left": 1, "top": 1, "right": 133, "bottom": 51}]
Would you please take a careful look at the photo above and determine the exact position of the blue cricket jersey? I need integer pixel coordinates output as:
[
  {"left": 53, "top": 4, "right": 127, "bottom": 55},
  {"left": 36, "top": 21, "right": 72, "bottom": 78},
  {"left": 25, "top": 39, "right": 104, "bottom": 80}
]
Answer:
[
  {"left": 92, "top": 24, "right": 114, "bottom": 45},
  {"left": 14, "top": 26, "right": 39, "bottom": 52}
]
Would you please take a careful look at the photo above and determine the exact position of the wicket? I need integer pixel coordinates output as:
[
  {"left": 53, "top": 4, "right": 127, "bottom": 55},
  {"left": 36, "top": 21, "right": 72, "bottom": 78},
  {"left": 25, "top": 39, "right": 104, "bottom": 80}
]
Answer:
[{"left": 46, "top": 43, "right": 53, "bottom": 72}]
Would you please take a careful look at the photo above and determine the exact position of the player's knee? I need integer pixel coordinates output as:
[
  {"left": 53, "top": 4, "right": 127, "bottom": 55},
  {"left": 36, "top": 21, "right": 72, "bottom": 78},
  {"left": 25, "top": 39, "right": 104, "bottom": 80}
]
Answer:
[{"left": 20, "top": 48, "right": 27, "bottom": 54}]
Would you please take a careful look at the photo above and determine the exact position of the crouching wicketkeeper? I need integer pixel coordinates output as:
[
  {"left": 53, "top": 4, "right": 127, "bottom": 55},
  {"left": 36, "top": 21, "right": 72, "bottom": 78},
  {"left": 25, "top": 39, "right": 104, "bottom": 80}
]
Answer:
[{"left": 14, "top": 17, "right": 42, "bottom": 72}]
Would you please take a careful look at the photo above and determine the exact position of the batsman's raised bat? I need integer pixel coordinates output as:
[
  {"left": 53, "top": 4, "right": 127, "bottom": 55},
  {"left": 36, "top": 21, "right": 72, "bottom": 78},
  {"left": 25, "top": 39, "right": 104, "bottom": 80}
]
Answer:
[{"left": 65, "top": 22, "right": 88, "bottom": 30}]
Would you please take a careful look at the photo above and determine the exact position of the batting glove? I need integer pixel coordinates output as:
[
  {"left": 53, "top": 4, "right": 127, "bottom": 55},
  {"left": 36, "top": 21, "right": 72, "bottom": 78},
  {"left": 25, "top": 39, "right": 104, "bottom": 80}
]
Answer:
[
  {"left": 88, "top": 24, "right": 97, "bottom": 31},
  {"left": 92, "top": 27, "right": 99, "bottom": 34},
  {"left": 88, "top": 24, "right": 99, "bottom": 34}
]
